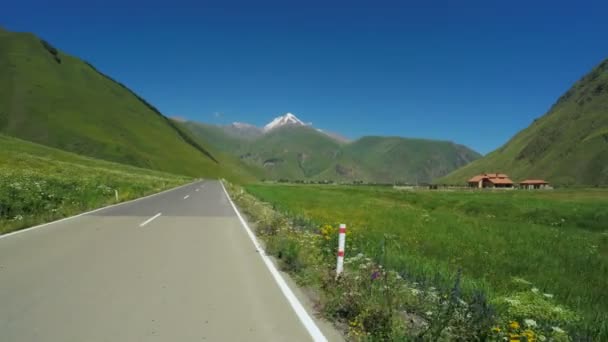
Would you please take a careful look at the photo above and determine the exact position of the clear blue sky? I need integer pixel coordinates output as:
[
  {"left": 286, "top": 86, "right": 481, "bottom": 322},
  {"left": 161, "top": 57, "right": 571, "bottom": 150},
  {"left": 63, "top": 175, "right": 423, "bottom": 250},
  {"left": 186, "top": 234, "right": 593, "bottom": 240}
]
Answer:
[{"left": 4, "top": 0, "right": 608, "bottom": 153}]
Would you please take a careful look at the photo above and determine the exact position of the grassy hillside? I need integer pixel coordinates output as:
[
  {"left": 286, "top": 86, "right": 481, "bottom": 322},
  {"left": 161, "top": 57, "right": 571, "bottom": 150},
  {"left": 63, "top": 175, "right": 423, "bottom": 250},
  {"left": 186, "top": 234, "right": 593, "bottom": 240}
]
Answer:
[
  {"left": 0, "top": 134, "right": 189, "bottom": 234},
  {"left": 0, "top": 28, "right": 251, "bottom": 181},
  {"left": 170, "top": 120, "right": 265, "bottom": 182},
  {"left": 184, "top": 122, "right": 481, "bottom": 183},
  {"left": 440, "top": 58, "right": 608, "bottom": 186},
  {"left": 245, "top": 126, "right": 344, "bottom": 180},
  {"left": 180, "top": 121, "right": 253, "bottom": 154},
  {"left": 319, "top": 136, "right": 481, "bottom": 183}
]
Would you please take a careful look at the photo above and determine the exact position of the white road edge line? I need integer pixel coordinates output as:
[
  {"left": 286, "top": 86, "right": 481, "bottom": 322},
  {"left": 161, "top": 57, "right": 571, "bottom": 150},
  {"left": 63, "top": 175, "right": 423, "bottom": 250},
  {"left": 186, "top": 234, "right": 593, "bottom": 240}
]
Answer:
[
  {"left": 0, "top": 180, "right": 204, "bottom": 240},
  {"left": 139, "top": 213, "right": 162, "bottom": 227},
  {"left": 184, "top": 195, "right": 190, "bottom": 199},
  {"left": 220, "top": 181, "right": 328, "bottom": 342},
  {"left": 195, "top": 189, "right": 199, "bottom": 192}
]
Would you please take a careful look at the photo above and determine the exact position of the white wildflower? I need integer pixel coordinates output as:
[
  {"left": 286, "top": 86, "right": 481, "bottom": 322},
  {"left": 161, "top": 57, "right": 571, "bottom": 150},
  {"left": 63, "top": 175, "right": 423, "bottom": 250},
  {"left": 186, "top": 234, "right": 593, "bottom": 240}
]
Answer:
[
  {"left": 504, "top": 298, "right": 520, "bottom": 305},
  {"left": 531, "top": 287, "right": 539, "bottom": 293},
  {"left": 552, "top": 326, "right": 565, "bottom": 334},
  {"left": 512, "top": 277, "right": 532, "bottom": 285},
  {"left": 425, "top": 311, "right": 433, "bottom": 316},
  {"left": 524, "top": 319, "right": 537, "bottom": 327}
]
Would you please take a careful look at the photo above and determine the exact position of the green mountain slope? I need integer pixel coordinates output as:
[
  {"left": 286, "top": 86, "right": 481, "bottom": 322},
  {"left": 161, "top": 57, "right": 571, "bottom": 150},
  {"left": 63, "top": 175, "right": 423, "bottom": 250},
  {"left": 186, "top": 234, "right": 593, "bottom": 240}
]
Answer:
[
  {"left": 170, "top": 120, "right": 265, "bottom": 181},
  {"left": 180, "top": 121, "right": 253, "bottom": 154},
  {"left": 183, "top": 121, "right": 481, "bottom": 183},
  {"left": 244, "top": 126, "right": 343, "bottom": 180},
  {"left": 439, "top": 58, "right": 608, "bottom": 186},
  {"left": 183, "top": 123, "right": 344, "bottom": 180},
  {"left": 319, "top": 137, "right": 481, "bottom": 183},
  {"left": 0, "top": 28, "right": 250, "bottom": 181}
]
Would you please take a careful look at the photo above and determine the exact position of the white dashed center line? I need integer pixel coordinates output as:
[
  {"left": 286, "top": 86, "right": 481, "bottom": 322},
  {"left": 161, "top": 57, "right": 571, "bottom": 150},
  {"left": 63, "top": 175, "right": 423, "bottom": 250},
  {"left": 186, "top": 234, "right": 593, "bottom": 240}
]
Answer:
[
  {"left": 139, "top": 213, "right": 161, "bottom": 227},
  {"left": 184, "top": 195, "right": 190, "bottom": 199}
]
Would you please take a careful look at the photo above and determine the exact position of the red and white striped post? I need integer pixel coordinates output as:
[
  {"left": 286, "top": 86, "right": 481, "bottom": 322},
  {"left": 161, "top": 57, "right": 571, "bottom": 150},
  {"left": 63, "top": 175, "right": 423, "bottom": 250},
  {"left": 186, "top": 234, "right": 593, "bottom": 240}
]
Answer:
[{"left": 336, "top": 223, "right": 346, "bottom": 277}]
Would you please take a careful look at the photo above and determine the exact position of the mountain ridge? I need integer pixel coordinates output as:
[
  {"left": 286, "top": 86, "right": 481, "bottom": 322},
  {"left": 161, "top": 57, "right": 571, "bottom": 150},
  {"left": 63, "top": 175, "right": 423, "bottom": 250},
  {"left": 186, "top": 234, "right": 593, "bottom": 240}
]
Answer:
[{"left": 182, "top": 118, "right": 481, "bottom": 183}]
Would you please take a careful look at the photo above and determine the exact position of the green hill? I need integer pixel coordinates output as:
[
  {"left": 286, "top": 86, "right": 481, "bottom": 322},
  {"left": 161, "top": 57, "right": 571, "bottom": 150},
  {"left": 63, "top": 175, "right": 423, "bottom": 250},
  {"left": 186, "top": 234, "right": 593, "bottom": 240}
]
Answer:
[
  {"left": 0, "top": 28, "right": 251, "bottom": 181},
  {"left": 180, "top": 121, "right": 253, "bottom": 154},
  {"left": 183, "top": 122, "right": 481, "bottom": 183},
  {"left": 439, "top": 58, "right": 608, "bottom": 186},
  {"left": 170, "top": 120, "right": 265, "bottom": 181},
  {"left": 245, "top": 126, "right": 343, "bottom": 180},
  {"left": 320, "top": 136, "right": 481, "bottom": 183}
]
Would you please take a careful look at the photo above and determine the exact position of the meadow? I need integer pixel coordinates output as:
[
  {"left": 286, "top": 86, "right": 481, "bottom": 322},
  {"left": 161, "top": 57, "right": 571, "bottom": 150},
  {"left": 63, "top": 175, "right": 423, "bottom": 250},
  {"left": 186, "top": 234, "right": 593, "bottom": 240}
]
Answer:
[
  {"left": 240, "top": 183, "right": 608, "bottom": 340},
  {"left": 0, "top": 135, "right": 190, "bottom": 235}
]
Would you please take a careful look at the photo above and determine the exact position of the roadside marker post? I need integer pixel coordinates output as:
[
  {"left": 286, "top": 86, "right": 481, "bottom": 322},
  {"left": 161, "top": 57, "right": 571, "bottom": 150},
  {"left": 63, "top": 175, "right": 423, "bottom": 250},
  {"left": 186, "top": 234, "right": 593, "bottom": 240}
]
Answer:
[
  {"left": 336, "top": 224, "right": 346, "bottom": 277},
  {"left": 114, "top": 189, "right": 119, "bottom": 202}
]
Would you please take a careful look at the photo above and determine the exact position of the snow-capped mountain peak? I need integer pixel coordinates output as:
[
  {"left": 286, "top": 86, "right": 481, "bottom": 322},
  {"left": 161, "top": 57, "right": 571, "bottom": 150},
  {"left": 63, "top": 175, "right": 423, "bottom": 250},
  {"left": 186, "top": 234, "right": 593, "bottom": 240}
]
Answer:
[{"left": 263, "top": 113, "right": 306, "bottom": 132}]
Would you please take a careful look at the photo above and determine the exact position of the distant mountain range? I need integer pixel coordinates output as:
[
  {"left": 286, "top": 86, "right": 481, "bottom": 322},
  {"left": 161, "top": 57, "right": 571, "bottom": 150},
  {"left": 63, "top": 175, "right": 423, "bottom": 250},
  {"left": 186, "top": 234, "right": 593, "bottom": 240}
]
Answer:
[
  {"left": 181, "top": 113, "right": 481, "bottom": 183},
  {"left": 439, "top": 57, "right": 608, "bottom": 186}
]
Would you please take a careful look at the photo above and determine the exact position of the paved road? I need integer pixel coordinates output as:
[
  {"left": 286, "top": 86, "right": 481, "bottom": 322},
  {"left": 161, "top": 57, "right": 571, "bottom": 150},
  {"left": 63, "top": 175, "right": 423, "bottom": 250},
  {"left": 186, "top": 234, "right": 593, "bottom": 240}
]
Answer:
[{"left": 0, "top": 180, "right": 329, "bottom": 342}]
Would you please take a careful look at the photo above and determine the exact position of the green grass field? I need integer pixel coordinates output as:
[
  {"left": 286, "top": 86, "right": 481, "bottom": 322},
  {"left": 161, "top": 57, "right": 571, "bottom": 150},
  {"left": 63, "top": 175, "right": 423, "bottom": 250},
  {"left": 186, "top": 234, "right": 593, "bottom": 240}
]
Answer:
[
  {"left": 245, "top": 184, "right": 608, "bottom": 339},
  {"left": 0, "top": 134, "right": 190, "bottom": 234}
]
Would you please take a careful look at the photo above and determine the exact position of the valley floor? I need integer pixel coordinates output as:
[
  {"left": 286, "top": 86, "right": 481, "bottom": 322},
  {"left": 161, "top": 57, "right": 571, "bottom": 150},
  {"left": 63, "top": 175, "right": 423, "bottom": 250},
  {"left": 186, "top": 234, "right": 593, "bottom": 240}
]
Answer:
[{"left": 243, "top": 184, "right": 608, "bottom": 339}]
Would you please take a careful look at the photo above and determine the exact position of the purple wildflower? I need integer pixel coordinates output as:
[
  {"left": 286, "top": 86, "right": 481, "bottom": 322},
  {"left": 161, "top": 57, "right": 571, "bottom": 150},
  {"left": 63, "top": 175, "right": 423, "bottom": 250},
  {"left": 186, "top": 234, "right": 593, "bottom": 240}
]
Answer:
[{"left": 371, "top": 271, "right": 381, "bottom": 280}]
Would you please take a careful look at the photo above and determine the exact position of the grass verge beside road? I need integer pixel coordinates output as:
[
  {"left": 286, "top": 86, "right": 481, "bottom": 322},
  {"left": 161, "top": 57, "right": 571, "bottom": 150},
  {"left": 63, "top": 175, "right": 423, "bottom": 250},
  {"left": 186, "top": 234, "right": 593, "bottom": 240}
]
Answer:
[
  {"left": 0, "top": 135, "right": 190, "bottom": 235},
  {"left": 233, "top": 183, "right": 608, "bottom": 340}
]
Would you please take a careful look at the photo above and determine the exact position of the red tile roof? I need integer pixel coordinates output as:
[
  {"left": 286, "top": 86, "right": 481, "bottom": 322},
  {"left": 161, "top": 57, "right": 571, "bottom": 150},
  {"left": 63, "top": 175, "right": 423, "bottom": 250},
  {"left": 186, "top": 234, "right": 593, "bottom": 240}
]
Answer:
[
  {"left": 468, "top": 175, "right": 485, "bottom": 183},
  {"left": 468, "top": 173, "right": 511, "bottom": 183}
]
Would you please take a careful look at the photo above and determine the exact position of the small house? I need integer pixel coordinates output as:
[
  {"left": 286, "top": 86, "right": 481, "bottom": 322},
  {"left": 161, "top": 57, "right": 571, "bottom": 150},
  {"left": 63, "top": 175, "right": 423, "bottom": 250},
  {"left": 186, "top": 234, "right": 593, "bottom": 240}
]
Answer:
[
  {"left": 519, "top": 179, "right": 550, "bottom": 190},
  {"left": 468, "top": 173, "right": 514, "bottom": 189}
]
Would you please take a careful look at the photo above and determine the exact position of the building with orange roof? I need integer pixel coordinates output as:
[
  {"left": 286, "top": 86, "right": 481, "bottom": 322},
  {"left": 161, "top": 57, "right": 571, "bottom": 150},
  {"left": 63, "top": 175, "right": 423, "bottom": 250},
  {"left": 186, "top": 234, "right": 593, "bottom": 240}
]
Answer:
[
  {"left": 519, "top": 179, "right": 551, "bottom": 190},
  {"left": 467, "top": 173, "right": 514, "bottom": 189}
]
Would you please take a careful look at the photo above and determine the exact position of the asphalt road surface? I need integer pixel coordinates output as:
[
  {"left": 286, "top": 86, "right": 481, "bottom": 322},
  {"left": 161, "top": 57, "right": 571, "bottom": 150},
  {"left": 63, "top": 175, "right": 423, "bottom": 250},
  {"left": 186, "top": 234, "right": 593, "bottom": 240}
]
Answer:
[{"left": 0, "top": 180, "right": 333, "bottom": 342}]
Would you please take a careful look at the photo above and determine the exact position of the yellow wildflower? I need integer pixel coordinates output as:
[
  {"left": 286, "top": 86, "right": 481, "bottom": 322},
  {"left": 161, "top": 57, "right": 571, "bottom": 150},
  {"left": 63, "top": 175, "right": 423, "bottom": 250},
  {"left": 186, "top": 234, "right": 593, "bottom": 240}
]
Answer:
[
  {"left": 319, "top": 224, "right": 335, "bottom": 240},
  {"left": 524, "top": 329, "right": 536, "bottom": 342},
  {"left": 509, "top": 333, "right": 521, "bottom": 342},
  {"left": 509, "top": 321, "right": 521, "bottom": 330},
  {"left": 491, "top": 326, "right": 502, "bottom": 333}
]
